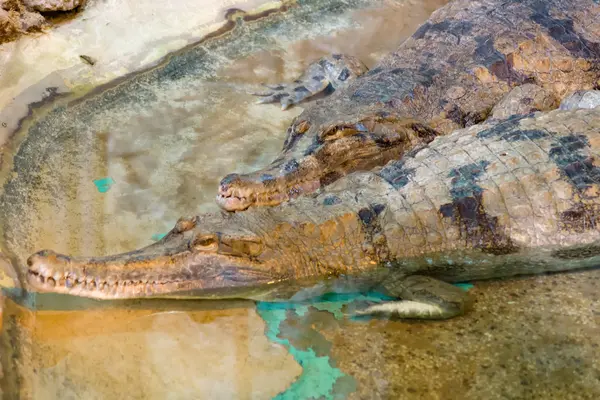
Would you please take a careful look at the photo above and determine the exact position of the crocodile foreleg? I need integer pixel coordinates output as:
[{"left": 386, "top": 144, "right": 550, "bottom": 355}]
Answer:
[
  {"left": 356, "top": 275, "right": 470, "bottom": 319},
  {"left": 252, "top": 54, "right": 368, "bottom": 109}
]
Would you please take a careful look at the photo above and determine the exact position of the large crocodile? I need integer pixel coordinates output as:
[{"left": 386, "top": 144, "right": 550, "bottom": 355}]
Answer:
[
  {"left": 26, "top": 106, "right": 600, "bottom": 319},
  {"left": 216, "top": 0, "right": 600, "bottom": 211}
]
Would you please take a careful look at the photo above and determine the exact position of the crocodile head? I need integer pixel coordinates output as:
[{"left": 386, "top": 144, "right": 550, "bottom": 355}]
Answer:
[
  {"left": 216, "top": 112, "right": 437, "bottom": 211},
  {"left": 26, "top": 214, "right": 288, "bottom": 300},
  {"left": 26, "top": 202, "right": 370, "bottom": 299}
]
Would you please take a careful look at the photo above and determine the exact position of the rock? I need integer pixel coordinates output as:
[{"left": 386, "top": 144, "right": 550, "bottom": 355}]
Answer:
[
  {"left": 490, "top": 83, "right": 558, "bottom": 120},
  {"left": 559, "top": 90, "right": 600, "bottom": 110},
  {"left": 22, "top": 0, "right": 83, "bottom": 12},
  {"left": 19, "top": 9, "right": 44, "bottom": 30}
]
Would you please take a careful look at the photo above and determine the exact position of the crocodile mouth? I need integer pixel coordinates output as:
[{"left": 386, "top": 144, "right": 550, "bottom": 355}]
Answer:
[{"left": 216, "top": 179, "right": 321, "bottom": 211}]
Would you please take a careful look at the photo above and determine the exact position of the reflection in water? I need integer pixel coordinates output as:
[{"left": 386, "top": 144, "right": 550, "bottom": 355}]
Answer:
[{"left": 1, "top": 296, "right": 301, "bottom": 399}]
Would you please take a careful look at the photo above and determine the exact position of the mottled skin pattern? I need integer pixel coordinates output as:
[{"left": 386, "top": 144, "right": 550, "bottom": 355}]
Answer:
[
  {"left": 216, "top": 0, "right": 600, "bottom": 211},
  {"left": 27, "top": 108, "right": 600, "bottom": 319}
]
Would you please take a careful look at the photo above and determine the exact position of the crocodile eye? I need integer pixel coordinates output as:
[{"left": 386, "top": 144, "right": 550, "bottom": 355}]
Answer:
[{"left": 191, "top": 235, "right": 218, "bottom": 251}]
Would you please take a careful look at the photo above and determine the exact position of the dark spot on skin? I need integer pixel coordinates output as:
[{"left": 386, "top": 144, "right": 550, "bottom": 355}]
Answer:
[
  {"left": 473, "top": 35, "right": 523, "bottom": 83},
  {"left": 552, "top": 244, "right": 600, "bottom": 260},
  {"left": 220, "top": 173, "right": 240, "bottom": 185},
  {"left": 323, "top": 195, "right": 342, "bottom": 206},
  {"left": 500, "top": 129, "right": 549, "bottom": 142},
  {"left": 474, "top": 36, "right": 504, "bottom": 66},
  {"left": 282, "top": 127, "right": 299, "bottom": 152},
  {"left": 318, "top": 59, "right": 334, "bottom": 69},
  {"left": 357, "top": 205, "right": 390, "bottom": 261},
  {"left": 530, "top": 1, "right": 600, "bottom": 59},
  {"left": 377, "top": 160, "right": 415, "bottom": 189},
  {"left": 320, "top": 171, "right": 343, "bottom": 187},
  {"left": 332, "top": 54, "right": 343, "bottom": 60},
  {"left": 303, "top": 139, "right": 321, "bottom": 156},
  {"left": 477, "top": 113, "right": 534, "bottom": 139},
  {"left": 372, "top": 203, "right": 386, "bottom": 215},
  {"left": 439, "top": 161, "right": 519, "bottom": 255},
  {"left": 312, "top": 75, "right": 325, "bottom": 81},
  {"left": 358, "top": 208, "right": 374, "bottom": 225},
  {"left": 548, "top": 134, "right": 600, "bottom": 231},
  {"left": 559, "top": 204, "right": 597, "bottom": 232},
  {"left": 294, "top": 86, "right": 310, "bottom": 94},
  {"left": 282, "top": 159, "right": 300, "bottom": 173},
  {"left": 390, "top": 68, "right": 405, "bottom": 75},
  {"left": 365, "top": 67, "right": 383, "bottom": 76},
  {"left": 412, "top": 22, "right": 432, "bottom": 40},
  {"left": 411, "top": 20, "right": 473, "bottom": 42},
  {"left": 337, "top": 68, "right": 350, "bottom": 82},
  {"left": 417, "top": 66, "right": 439, "bottom": 87},
  {"left": 270, "top": 93, "right": 290, "bottom": 102},
  {"left": 259, "top": 174, "right": 276, "bottom": 184},
  {"left": 549, "top": 134, "right": 600, "bottom": 192}
]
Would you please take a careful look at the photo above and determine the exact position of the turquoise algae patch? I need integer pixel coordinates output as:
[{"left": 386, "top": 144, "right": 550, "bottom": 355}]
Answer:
[
  {"left": 454, "top": 282, "right": 474, "bottom": 291},
  {"left": 93, "top": 177, "right": 115, "bottom": 193},
  {"left": 256, "top": 292, "right": 390, "bottom": 399},
  {"left": 151, "top": 233, "right": 167, "bottom": 241},
  {"left": 257, "top": 285, "right": 474, "bottom": 398}
]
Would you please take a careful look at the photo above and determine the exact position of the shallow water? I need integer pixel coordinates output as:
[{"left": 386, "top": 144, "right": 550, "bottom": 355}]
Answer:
[{"left": 1, "top": 0, "right": 600, "bottom": 399}]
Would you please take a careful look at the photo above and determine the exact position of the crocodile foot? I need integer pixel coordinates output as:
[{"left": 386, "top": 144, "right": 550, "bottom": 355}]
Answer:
[
  {"left": 355, "top": 275, "right": 470, "bottom": 320},
  {"left": 251, "top": 54, "right": 368, "bottom": 110}
]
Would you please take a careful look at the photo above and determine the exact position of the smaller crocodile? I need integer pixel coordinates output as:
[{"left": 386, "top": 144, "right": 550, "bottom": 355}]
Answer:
[
  {"left": 216, "top": 0, "right": 600, "bottom": 211},
  {"left": 26, "top": 106, "right": 600, "bottom": 319}
]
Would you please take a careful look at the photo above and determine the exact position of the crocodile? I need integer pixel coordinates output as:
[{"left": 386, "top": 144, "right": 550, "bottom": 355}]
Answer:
[
  {"left": 26, "top": 106, "right": 600, "bottom": 319},
  {"left": 216, "top": 0, "right": 600, "bottom": 211}
]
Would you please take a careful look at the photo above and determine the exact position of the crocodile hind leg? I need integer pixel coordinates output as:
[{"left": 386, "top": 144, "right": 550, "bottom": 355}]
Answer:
[
  {"left": 252, "top": 54, "right": 368, "bottom": 110},
  {"left": 356, "top": 275, "right": 470, "bottom": 320}
]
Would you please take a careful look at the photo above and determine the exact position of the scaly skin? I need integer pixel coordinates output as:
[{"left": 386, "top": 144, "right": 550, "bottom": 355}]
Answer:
[
  {"left": 26, "top": 108, "right": 600, "bottom": 319},
  {"left": 216, "top": 0, "right": 600, "bottom": 211}
]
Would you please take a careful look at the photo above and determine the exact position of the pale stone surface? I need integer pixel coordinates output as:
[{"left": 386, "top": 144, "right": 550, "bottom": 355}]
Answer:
[
  {"left": 22, "top": 0, "right": 83, "bottom": 12},
  {"left": 0, "top": 0, "right": 283, "bottom": 146},
  {"left": 560, "top": 90, "right": 600, "bottom": 110}
]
